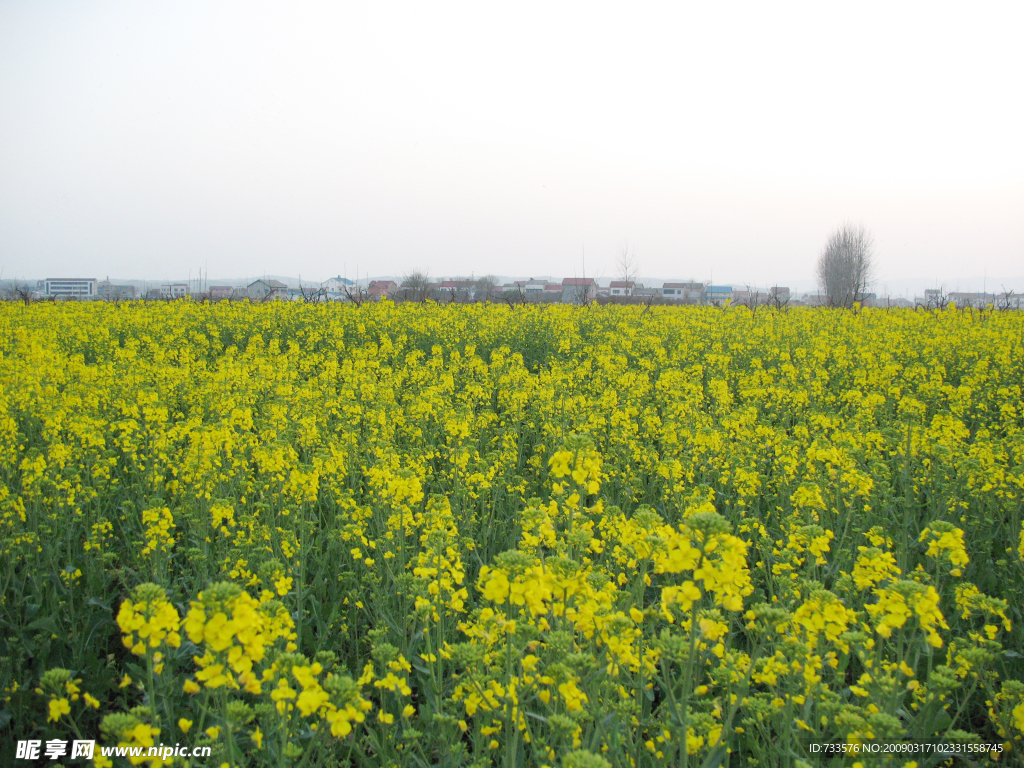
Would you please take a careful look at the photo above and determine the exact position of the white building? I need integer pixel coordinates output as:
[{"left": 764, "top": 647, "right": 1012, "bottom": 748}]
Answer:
[
  {"left": 706, "top": 285, "right": 732, "bottom": 303},
  {"left": 518, "top": 279, "right": 547, "bottom": 295},
  {"left": 609, "top": 281, "right": 636, "bottom": 296},
  {"left": 45, "top": 278, "right": 97, "bottom": 298},
  {"left": 159, "top": 283, "right": 190, "bottom": 299},
  {"left": 323, "top": 276, "right": 355, "bottom": 300},
  {"left": 662, "top": 282, "right": 705, "bottom": 303}
]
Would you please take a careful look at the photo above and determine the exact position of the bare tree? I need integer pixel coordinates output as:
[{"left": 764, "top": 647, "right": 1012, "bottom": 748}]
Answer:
[
  {"left": 917, "top": 287, "right": 948, "bottom": 310},
  {"left": 299, "top": 282, "right": 329, "bottom": 303},
  {"left": 639, "top": 289, "right": 660, "bottom": 316},
  {"left": 565, "top": 279, "right": 597, "bottom": 306},
  {"left": 502, "top": 283, "right": 527, "bottom": 310},
  {"left": 342, "top": 282, "right": 367, "bottom": 307},
  {"left": 616, "top": 242, "right": 640, "bottom": 285},
  {"left": 769, "top": 287, "right": 791, "bottom": 311},
  {"left": 737, "top": 285, "right": 763, "bottom": 317},
  {"left": 474, "top": 275, "right": 499, "bottom": 303},
  {"left": 566, "top": 245, "right": 600, "bottom": 307},
  {"left": 996, "top": 286, "right": 1017, "bottom": 311},
  {"left": 3, "top": 280, "right": 34, "bottom": 306},
  {"left": 400, "top": 270, "right": 433, "bottom": 303},
  {"left": 816, "top": 223, "right": 875, "bottom": 308}
]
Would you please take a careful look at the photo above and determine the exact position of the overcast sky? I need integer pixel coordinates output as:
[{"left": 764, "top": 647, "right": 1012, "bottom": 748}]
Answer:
[{"left": 1, "top": 1, "right": 1021, "bottom": 289}]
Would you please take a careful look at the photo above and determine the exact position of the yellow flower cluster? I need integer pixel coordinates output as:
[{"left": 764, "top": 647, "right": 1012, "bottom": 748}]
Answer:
[
  {"left": 35, "top": 668, "right": 100, "bottom": 725},
  {"left": 549, "top": 441, "right": 603, "bottom": 496},
  {"left": 920, "top": 521, "right": 970, "bottom": 577},
  {"left": 183, "top": 582, "right": 296, "bottom": 693},
  {"left": 867, "top": 582, "right": 949, "bottom": 647},
  {"left": 269, "top": 655, "right": 372, "bottom": 736},
  {"left": 116, "top": 583, "right": 181, "bottom": 657},
  {"left": 139, "top": 506, "right": 175, "bottom": 557},
  {"left": 96, "top": 711, "right": 170, "bottom": 768}
]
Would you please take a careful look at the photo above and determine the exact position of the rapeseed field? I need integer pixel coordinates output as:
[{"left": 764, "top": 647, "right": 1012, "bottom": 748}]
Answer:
[{"left": 2, "top": 300, "right": 1023, "bottom": 767}]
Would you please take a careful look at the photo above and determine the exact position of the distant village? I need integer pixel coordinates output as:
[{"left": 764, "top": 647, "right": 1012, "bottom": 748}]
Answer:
[{"left": 7, "top": 276, "right": 1022, "bottom": 309}]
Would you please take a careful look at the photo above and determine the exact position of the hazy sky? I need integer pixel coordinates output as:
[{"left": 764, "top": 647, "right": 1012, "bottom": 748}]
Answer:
[{"left": 1, "top": 1, "right": 1021, "bottom": 288}]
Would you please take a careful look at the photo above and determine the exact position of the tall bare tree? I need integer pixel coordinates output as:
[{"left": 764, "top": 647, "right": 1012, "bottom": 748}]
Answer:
[
  {"left": 342, "top": 282, "right": 368, "bottom": 307},
  {"left": 3, "top": 280, "right": 34, "bottom": 306},
  {"left": 816, "top": 224, "right": 875, "bottom": 308},
  {"left": 474, "top": 275, "right": 499, "bottom": 302},
  {"left": 401, "top": 270, "right": 433, "bottom": 303},
  {"left": 616, "top": 242, "right": 639, "bottom": 285}
]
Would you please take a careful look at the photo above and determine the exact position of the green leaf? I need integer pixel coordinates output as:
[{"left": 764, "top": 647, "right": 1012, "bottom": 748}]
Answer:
[
  {"left": 907, "top": 697, "right": 953, "bottom": 738},
  {"left": 26, "top": 616, "right": 59, "bottom": 635},
  {"left": 87, "top": 596, "right": 113, "bottom": 612}
]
